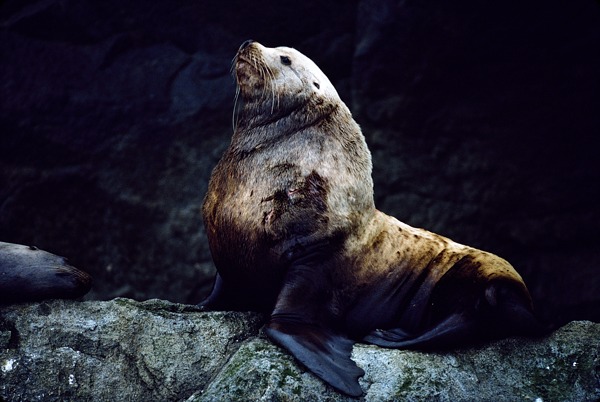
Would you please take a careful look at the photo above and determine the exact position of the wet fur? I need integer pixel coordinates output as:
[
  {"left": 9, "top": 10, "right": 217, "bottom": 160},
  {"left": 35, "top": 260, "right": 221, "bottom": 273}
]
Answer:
[
  {"left": 201, "top": 41, "right": 540, "bottom": 397},
  {"left": 0, "top": 242, "right": 92, "bottom": 304}
]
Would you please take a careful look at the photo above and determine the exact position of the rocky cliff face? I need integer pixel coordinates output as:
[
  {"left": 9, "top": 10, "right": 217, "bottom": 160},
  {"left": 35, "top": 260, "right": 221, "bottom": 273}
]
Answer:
[
  {"left": 0, "top": 1, "right": 599, "bottom": 327},
  {"left": 0, "top": 300, "right": 598, "bottom": 401}
]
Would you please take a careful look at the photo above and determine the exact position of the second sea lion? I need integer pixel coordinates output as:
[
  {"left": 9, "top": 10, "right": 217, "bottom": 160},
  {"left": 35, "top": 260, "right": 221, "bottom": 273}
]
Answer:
[{"left": 0, "top": 241, "right": 92, "bottom": 304}]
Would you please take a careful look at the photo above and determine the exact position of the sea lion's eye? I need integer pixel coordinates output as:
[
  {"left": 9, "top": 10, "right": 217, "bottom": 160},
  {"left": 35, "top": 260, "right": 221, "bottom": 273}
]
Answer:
[
  {"left": 313, "top": 82, "right": 320, "bottom": 89},
  {"left": 280, "top": 55, "right": 292, "bottom": 66}
]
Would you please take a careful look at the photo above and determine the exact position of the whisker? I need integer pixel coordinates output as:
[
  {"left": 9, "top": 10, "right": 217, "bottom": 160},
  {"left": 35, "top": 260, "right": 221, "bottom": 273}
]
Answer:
[
  {"left": 263, "top": 64, "right": 277, "bottom": 114},
  {"left": 232, "top": 85, "right": 241, "bottom": 132},
  {"left": 231, "top": 53, "right": 241, "bottom": 132}
]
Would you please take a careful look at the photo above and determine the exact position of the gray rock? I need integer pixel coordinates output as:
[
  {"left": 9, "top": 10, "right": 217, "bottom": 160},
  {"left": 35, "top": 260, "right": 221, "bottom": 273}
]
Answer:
[
  {"left": 0, "top": 299, "right": 263, "bottom": 401},
  {"left": 1, "top": 300, "right": 598, "bottom": 401}
]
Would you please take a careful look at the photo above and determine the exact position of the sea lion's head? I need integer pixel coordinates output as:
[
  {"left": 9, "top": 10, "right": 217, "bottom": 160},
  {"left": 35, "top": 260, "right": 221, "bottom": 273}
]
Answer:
[
  {"left": 0, "top": 242, "right": 92, "bottom": 304},
  {"left": 233, "top": 40, "right": 341, "bottom": 130}
]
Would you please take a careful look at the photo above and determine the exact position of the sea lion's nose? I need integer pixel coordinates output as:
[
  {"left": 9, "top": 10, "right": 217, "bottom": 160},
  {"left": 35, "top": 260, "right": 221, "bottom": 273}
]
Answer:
[{"left": 240, "top": 39, "right": 254, "bottom": 50}]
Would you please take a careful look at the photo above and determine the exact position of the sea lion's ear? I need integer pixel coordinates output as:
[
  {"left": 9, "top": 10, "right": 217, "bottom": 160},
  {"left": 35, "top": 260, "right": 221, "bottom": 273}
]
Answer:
[{"left": 265, "top": 320, "right": 364, "bottom": 397}]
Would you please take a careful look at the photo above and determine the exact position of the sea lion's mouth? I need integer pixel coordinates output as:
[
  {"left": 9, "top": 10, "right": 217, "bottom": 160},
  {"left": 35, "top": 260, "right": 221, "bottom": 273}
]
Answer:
[
  {"left": 234, "top": 51, "right": 274, "bottom": 102},
  {"left": 234, "top": 42, "right": 270, "bottom": 80},
  {"left": 234, "top": 62, "right": 262, "bottom": 92}
]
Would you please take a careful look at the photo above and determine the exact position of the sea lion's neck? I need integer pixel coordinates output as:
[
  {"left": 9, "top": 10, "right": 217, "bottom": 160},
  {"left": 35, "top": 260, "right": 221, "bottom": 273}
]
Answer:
[{"left": 230, "top": 101, "right": 341, "bottom": 155}]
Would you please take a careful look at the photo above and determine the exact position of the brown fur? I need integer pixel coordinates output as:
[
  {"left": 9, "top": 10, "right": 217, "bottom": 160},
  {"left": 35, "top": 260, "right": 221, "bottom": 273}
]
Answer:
[{"left": 201, "top": 41, "right": 538, "bottom": 397}]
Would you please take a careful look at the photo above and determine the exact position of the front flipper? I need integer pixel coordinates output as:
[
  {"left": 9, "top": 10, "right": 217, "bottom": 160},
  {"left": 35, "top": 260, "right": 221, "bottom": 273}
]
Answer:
[
  {"left": 264, "top": 260, "right": 364, "bottom": 397},
  {"left": 198, "top": 273, "right": 228, "bottom": 310},
  {"left": 265, "top": 320, "right": 364, "bottom": 397}
]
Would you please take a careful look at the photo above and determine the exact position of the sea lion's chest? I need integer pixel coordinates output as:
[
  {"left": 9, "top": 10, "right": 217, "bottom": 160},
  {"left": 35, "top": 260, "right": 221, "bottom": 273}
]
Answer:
[{"left": 203, "top": 134, "right": 338, "bottom": 276}]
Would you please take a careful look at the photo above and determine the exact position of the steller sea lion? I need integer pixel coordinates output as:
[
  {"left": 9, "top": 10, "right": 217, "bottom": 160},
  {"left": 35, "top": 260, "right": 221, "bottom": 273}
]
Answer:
[
  {"left": 200, "top": 40, "right": 541, "bottom": 396},
  {"left": 0, "top": 241, "right": 92, "bottom": 304}
]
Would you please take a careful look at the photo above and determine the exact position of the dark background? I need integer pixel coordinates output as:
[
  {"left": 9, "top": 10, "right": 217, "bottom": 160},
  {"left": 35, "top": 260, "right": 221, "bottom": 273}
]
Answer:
[{"left": 1, "top": 0, "right": 598, "bottom": 328}]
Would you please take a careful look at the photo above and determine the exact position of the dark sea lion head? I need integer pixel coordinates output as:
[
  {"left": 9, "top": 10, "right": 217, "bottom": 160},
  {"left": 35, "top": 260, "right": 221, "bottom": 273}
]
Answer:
[{"left": 0, "top": 242, "right": 92, "bottom": 304}]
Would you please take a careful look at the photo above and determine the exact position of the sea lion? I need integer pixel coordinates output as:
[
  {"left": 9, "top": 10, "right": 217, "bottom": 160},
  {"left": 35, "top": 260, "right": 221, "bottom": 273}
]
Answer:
[
  {"left": 0, "top": 241, "right": 92, "bottom": 304},
  {"left": 200, "top": 40, "right": 540, "bottom": 396}
]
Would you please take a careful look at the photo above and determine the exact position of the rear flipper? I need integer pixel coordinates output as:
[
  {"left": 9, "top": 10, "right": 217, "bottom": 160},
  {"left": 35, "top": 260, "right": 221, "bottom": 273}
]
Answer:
[
  {"left": 363, "top": 313, "right": 477, "bottom": 349},
  {"left": 364, "top": 281, "right": 545, "bottom": 350}
]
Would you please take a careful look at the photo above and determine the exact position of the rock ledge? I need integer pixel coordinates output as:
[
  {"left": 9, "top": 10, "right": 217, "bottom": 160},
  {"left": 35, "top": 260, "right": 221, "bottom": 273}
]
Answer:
[{"left": 1, "top": 299, "right": 598, "bottom": 401}]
